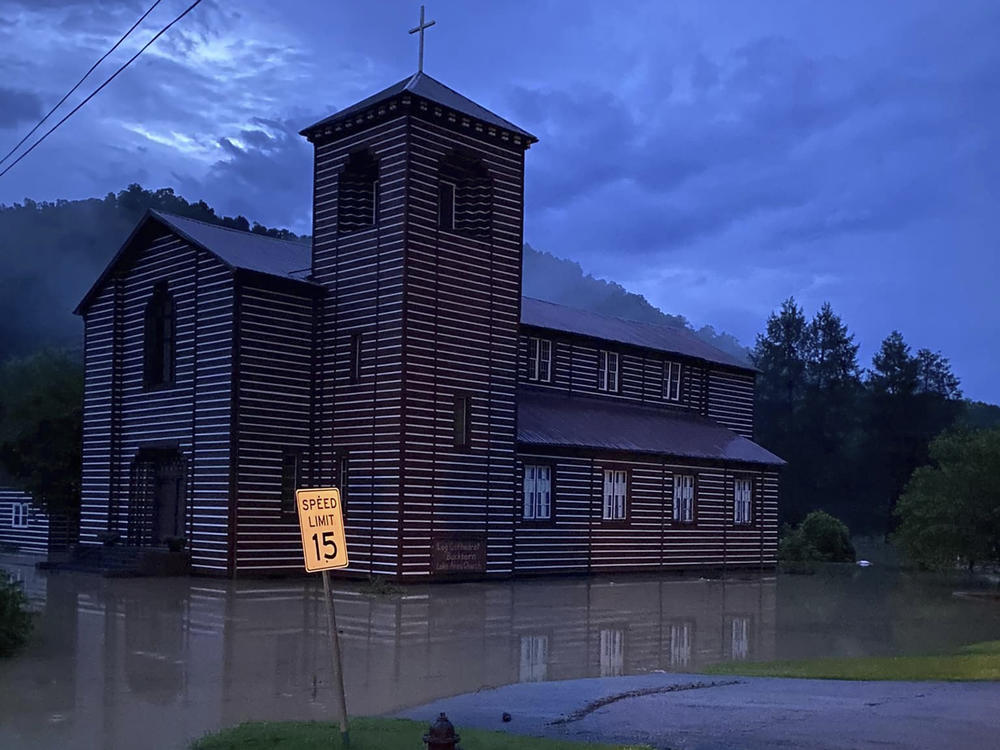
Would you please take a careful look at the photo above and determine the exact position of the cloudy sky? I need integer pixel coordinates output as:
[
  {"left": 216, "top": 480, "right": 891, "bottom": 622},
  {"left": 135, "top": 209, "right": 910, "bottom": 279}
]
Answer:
[{"left": 0, "top": 0, "right": 997, "bottom": 401}]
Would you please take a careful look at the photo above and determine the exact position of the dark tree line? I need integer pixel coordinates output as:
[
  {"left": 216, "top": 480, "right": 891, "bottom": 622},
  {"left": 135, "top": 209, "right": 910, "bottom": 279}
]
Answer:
[{"left": 752, "top": 298, "right": 970, "bottom": 536}]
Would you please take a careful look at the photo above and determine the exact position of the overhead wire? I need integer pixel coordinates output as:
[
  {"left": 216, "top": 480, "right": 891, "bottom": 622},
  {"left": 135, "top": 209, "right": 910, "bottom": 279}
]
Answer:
[
  {"left": 0, "top": 0, "right": 205, "bottom": 180},
  {"left": 0, "top": 0, "right": 165, "bottom": 168}
]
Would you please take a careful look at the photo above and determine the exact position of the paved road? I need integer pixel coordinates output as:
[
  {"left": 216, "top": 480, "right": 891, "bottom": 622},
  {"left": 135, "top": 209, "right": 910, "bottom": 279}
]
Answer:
[{"left": 395, "top": 673, "right": 1000, "bottom": 749}]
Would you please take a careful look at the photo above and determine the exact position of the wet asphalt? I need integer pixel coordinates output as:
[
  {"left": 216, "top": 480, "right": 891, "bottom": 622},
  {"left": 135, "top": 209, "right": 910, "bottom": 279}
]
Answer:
[{"left": 397, "top": 672, "right": 1000, "bottom": 749}]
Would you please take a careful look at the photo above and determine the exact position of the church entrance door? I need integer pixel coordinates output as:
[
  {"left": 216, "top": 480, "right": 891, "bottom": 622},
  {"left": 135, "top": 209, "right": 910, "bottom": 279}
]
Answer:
[{"left": 128, "top": 448, "right": 187, "bottom": 546}]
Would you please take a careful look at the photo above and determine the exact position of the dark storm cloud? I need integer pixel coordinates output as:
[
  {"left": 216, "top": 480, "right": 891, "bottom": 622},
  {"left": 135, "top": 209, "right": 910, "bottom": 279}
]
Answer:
[
  {"left": 0, "top": 0, "right": 998, "bottom": 400},
  {"left": 0, "top": 87, "right": 43, "bottom": 128}
]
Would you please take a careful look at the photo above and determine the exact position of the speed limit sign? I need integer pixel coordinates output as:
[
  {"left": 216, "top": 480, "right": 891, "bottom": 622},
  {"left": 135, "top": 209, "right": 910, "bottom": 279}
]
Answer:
[{"left": 295, "top": 487, "right": 349, "bottom": 572}]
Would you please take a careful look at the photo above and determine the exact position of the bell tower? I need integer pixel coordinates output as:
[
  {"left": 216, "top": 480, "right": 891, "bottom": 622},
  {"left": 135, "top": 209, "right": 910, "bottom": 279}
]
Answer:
[{"left": 300, "top": 69, "right": 537, "bottom": 578}]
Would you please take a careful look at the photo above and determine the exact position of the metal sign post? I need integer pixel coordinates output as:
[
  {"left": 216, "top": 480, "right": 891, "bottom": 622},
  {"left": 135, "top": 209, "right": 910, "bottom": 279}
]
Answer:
[{"left": 295, "top": 488, "right": 351, "bottom": 747}]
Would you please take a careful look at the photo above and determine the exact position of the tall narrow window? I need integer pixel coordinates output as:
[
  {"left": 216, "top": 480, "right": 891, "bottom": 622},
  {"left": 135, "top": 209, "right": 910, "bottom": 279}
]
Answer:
[
  {"left": 11, "top": 503, "right": 29, "bottom": 528},
  {"left": 602, "top": 468, "right": 627, "bottom": 520},
  {"left": 349, "top": 332, "right": 362, "bottom": 384},
  {"left": 523, "top": 464, "right": 552, "bottom": 520},
  {"left": 673, "top": 473, "right": 695, "bottom": 523},
  {"left": 439, "top": 180, "right": 456, "bottom": 230},
  {"left": 338, "top": 150, "right": 378, "bottom": 233},
  {"left": 453, "top": 394, "right": 472, "bottom": 449},
  {"left": 527, "top": 337, "right": 552, "bottom": 383},
  {"left": 143, "top": 281, "right": 175, "bottom": 388},
  {"left": 734, "top": 477, "right": 753, "bottom": 525},
  {"left": 338, "top": 452, "right": 349, "bottom": 515},
  {"left": 280, "top": 451, "right": 299, "bottom": 513},
  {"left": 598, "top": 350, "right": 619, "bottom": 392},
  {"left": 664, "top": 361, "right": 682, "bottom": 402}
]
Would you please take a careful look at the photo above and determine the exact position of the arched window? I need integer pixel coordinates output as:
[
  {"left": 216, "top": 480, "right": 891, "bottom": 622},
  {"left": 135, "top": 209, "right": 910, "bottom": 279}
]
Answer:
[
  {"left": 144, "top": 281, "right": 175, "bottom": 388},
  {"left": 338, "top": 149, "right": 379, "bottom": 233},
  {"left": 438, "top": 152, "right": 493, "bottom": 239}
]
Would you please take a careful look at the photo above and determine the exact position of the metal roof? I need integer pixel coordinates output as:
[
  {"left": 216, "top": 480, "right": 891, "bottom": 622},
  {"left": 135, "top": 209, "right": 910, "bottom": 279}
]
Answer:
[
  {"left": 517, "top": 387, "right": 784, "bottom": 465},
  {"left": 149, "top": 211, "right": 312, "bottom": 279},
  {"left": 300, "top": 71, "right": 537, "bottom": 142},
  {"left": 520, "top": 297, "right": 753, "bottom": 371},
  {"left": 75, "top": 210, "right": 316, "bottom": 314}
]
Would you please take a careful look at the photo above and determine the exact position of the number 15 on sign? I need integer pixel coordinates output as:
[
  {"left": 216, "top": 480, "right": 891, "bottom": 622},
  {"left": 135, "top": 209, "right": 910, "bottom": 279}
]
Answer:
[{"left": 295, "top": 487, "right": 349, "bottom": 572}]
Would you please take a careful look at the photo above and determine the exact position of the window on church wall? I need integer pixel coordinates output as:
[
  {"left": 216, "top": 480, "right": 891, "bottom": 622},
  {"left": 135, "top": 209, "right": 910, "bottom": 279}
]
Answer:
[
  {"left": 673, "top": 473, "right": 695, "bottom": 523},
  {"left": 438, "top": 153, "right": 492, "bottom": 238},
  {"left": 337, "top": 452, "right": 349, "bottom": 518},
  {"left": 11, "top": 503, "right": 30, "bottom": 528},
  {"left": 280, "top": 451, "right": 299, "bottom": 514},
  {"left": 602, "top": 468, "right": 627, "bottom": 521},
  {"left": 523, "top": 464, "right": 552, "bottom": 520},
  {"left": 664, "top": 360, "right": 682, "bottom": 402},
  {"left": 349, "top": 332, "right": 362, "bottom": 384},
  {"left": 734, "top": 476, "right": 753, "bottom": 525},
  {"left": 598, "top": 350, "right": 619, "bottom": 392},
  {"left": 527, "top": 337, "right": 552, "bottom": 382},
  {"left": 337, "top": 150, "right": 379, "bottom": 234},
  {"left": 143, "top": 281, "right": 175, "bottom": 388},
  {"left": 453, "top": 394, "right": 472, "bottom": 449}
]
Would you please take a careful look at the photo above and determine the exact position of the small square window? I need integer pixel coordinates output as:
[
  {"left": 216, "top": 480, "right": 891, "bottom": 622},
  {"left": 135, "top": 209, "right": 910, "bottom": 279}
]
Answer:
[
  {"left": 11, "top": 503, "right": 29, "bottom": 528},
  {"left": 528, "top": 338, "right": 552, "bottom": 383}
]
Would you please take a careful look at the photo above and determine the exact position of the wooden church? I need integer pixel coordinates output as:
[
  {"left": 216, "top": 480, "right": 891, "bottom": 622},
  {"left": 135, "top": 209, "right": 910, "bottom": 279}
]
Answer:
[{"left": 75, "top": 70, "right": 783, "bottom": 579}]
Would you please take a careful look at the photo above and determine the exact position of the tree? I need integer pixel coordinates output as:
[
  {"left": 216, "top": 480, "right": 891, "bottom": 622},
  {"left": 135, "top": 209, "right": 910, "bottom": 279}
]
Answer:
[
  {"left": 804, "top": 302, "right": 860, "bottom": 390},
  {"left": 868, "top": 330, "right": 919, "bottom": 396},
  {"left": 751, "top": 297, "right": 808, "bottom": 408},
  {"left": 915, "top": 349, "right": 962, "bottom": 399},
  {"left": 894, "top": 429, "right": 1000, "bottom": 570},
  {"left": 0, "top": 350, "right": 84, "bottom": 521}
]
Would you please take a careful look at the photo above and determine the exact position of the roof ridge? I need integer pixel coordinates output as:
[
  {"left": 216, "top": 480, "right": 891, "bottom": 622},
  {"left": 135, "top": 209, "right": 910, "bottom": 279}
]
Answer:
[{"left": 151, "top": 209, "right": 307, "bottom": 248}]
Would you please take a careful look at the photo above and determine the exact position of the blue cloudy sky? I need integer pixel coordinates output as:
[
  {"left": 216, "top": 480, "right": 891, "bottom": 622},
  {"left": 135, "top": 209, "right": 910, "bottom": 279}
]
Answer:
[{"left": 0, "top": 0, "right": 997, "bottom": 401}]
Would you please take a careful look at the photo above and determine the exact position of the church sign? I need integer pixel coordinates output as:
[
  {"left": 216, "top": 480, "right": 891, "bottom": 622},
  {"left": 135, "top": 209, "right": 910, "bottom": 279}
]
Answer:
[{"left": 431, "top": 532, "right": 487, "bottom": 573}]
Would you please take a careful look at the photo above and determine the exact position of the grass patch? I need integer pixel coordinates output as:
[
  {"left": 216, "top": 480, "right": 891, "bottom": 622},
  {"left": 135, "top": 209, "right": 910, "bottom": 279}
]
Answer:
[
  {"left": 705, "top": 640, "right": 1000, "bottom": 681},
  {"left": 191, "top": 717, "right": 650, "bottom": 750}
]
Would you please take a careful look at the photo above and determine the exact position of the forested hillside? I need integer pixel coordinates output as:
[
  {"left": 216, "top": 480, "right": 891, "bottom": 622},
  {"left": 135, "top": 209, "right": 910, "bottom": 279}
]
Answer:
[{"left": 0, "top": 184, "right": 746, "bottom": 362}]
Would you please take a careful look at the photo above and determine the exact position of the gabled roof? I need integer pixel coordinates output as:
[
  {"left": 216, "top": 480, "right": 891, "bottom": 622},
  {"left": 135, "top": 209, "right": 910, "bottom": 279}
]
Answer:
[
  {"left": 517, "top": 387, "right": 784, "bottom": 465},
  {"left": 75, "top": 210, "right": 315, "bottom": 314},
  {"left": 300, "top": 71, "right": 537, "bottom": 142},
  {"left": 520, "top": 297, "right": 753, "bottom": 372}
]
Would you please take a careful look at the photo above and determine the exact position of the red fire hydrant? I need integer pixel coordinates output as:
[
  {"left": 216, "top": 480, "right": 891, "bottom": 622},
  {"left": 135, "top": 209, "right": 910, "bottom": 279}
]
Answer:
[{"left": 423, "top": 712, "right": 461, "bottom": 750}]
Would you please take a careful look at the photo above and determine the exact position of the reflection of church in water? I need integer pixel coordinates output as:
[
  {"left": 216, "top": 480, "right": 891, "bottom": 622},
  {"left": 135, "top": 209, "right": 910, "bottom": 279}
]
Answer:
[{"left": 2, "top": 572, "right": 775, "bottom": 748}]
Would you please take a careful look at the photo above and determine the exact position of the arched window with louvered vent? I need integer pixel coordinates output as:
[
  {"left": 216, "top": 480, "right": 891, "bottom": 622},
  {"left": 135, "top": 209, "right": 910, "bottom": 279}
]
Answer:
[
  {"left": 337, "top": 149, "right": 379, "bottom": 233},
  {"left": 438, "top": 151, "right": 493, "bottom": 239}
]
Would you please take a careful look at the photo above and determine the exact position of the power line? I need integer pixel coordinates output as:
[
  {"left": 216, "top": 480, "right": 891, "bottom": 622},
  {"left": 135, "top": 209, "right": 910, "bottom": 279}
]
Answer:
[
  {"left": 0, "top": 0, "right": 165, "bottom": 168},
  {"left": 0, "top": 0, "right": 205, "bottom": 180}
]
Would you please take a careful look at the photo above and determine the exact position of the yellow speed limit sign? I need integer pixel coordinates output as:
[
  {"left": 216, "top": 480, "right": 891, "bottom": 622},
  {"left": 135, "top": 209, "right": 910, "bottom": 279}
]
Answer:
[{"left": 295, "top": 487, "right": 349, "bottom": 572}]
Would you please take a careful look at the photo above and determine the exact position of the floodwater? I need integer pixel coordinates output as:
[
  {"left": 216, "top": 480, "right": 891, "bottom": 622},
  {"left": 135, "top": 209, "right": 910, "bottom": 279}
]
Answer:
[{"left": 1, "top": 558, "right": 999, "bottom": 749}]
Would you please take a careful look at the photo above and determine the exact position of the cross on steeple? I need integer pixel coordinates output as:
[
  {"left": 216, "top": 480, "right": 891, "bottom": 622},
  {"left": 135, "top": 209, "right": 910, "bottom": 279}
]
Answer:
[{"left": 408, "top": 5, "right": 436, "bottom": 73}]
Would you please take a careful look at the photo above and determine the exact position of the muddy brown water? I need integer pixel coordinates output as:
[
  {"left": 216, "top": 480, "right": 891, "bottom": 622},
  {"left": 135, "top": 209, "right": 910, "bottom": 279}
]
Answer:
[{"left": 1, "top": 558, "right": 998, "bottom": 749}]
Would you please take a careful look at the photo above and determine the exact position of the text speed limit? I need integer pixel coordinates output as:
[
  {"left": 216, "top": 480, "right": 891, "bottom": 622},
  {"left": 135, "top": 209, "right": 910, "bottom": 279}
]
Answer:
[{"left": 295, "top": 487, "right": 349, "bottom": 572}]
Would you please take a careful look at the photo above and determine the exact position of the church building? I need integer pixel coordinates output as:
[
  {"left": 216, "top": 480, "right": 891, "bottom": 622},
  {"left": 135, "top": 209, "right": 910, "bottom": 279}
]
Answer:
[{"left": 75, "top": 70, "right": 783, "bottom": 579}]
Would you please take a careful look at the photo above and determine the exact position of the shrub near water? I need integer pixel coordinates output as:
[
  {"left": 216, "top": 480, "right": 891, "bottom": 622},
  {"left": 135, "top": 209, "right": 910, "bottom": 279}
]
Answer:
[
  {"left": 779, "top": 511, "right": 855, "bottom": 568},
  {"left": 0, "top": 570, "right": 33, "bottom": 657}
]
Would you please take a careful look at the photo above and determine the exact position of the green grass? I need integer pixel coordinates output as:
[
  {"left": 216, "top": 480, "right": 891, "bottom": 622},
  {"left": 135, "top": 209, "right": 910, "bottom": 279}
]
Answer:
[
  {"left": 191, "top": 717, "right": 650, "bottom": 750},
  {"left": 705, "top": 640, "right": 1000, "bottom": 681}
]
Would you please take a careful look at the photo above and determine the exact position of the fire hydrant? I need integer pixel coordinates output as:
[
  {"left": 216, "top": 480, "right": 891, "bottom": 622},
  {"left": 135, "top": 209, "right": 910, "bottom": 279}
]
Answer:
[{"left": 423, "top": 712, "right": 461, "bottom": 750}]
